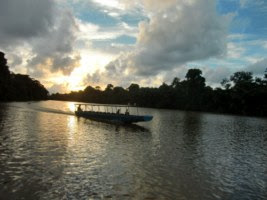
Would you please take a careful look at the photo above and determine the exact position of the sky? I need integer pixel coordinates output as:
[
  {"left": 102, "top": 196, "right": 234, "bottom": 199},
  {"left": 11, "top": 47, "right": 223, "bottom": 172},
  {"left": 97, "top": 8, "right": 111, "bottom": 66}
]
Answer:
[{"left": 0, "top": 0, "right": 267, "bottom": 93}]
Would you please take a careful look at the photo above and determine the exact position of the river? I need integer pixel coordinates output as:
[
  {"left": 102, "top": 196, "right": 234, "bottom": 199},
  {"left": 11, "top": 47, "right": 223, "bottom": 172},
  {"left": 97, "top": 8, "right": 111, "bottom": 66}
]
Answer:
[{"left": 0, "top": 101, "right": 266, "bottom": 199}]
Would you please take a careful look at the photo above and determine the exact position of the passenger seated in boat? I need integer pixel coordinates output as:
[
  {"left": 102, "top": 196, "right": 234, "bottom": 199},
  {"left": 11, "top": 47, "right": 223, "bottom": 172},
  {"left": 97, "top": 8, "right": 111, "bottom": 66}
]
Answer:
[
  {"left": 125, "top": 109, "right": 129, "bottom": 115},
  {"left": 77, "top": 105, "right": 82, "bottom": 112},
  {"left": 116, "top": 109, "right": 121, "bottom": 114}
]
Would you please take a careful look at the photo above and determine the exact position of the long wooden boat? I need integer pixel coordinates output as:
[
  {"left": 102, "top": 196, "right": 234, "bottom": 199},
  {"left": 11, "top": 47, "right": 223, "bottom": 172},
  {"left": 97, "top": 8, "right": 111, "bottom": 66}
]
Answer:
[{"left": 74, "top": 103, "right": 153, "bottom": 124}]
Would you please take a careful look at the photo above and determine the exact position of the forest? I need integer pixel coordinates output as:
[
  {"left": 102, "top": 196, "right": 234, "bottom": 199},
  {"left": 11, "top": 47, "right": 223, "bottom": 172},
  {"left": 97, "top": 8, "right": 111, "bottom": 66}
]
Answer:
[
  {"left": 1, "top": 50, "right": 266, "bottom": 117},
  {"left": 0, "top": 51, "right": 48, "bottom": 101},
  {"left": 51, "top": 67, "right": 267, "bottom": 117}
]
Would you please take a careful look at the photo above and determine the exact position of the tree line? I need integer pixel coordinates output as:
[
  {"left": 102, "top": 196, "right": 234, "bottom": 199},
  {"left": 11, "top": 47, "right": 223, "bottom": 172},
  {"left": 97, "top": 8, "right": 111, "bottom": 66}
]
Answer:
[
  {"left": 51, "top": 68, "right": 267, "bottom": 117},
  {"left": 0, "top": 51, "right": 48, "bottom": 101},
  {"left": 1, "top": 50, "right": 266, "bottom": 117}
]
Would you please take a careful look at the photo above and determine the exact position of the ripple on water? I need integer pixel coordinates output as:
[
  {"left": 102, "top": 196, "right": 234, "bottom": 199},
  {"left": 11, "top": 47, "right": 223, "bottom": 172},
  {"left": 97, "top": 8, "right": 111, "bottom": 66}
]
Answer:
[{"left": 0, "top": 101, "right": 267, "bottom": 199}]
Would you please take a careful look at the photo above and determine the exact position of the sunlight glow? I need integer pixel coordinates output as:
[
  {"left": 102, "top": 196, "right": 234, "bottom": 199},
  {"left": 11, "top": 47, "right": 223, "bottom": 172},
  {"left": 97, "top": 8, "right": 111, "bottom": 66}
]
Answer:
[
  {"left": 65, "top": 51, "right": 115, "bottom": 91},
  {"left": 49, "top": 51, "right": 115, "bottom": 92},
  {"left": 67, "top": 66, "right": 88, "bottom": 91},
  {"left": 67, "top": 102, "right": 76, "bottom": 113},
  {"left": 80, "top": 51, "right": 114, "bottom": 73}
]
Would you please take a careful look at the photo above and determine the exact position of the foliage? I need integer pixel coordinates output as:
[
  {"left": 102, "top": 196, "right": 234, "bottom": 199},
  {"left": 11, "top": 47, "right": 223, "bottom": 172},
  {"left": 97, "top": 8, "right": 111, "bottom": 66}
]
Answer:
[
  {"left": 50, "top": 67, "right": 267, "bottom": 117},
  {"left": 1, "top": 50, "right": 265, "bottom": 117},
  {"left": 0, "top": 51, "right": 48, "bottom": 101}
]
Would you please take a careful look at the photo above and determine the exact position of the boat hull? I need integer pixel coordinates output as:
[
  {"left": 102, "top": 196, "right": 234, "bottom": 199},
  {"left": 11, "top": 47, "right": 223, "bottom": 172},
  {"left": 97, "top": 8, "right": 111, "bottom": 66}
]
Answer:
[{"left": 75, "top": 111, "right": 153, "bottom": 124}]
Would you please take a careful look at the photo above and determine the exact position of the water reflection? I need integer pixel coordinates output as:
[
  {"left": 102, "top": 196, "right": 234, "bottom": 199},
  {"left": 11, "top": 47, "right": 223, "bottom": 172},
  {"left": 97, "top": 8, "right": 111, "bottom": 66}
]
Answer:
[
  {"left": 182, "top": 111, "right": 202, "bottom": 144},
  {"left": 0, "top": 101, "right": 267, "bottom": 199},
  {"left": 77, "top": 117, "right": 151, "bottom": 134},
  {"left": 0, "top": 104, "right": 7, "bottom": 133}
]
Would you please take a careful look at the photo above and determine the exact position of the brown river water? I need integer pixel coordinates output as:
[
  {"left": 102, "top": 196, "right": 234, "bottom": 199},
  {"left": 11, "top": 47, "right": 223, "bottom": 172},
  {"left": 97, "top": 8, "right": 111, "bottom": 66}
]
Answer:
[{"left": 0, "top": 101, "right": 266, "bottom": 199}]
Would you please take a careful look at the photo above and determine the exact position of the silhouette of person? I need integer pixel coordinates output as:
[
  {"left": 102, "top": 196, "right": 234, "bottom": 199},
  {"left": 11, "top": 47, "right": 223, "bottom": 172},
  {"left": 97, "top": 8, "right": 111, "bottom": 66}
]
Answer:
[
  {"left": 125, "top": 108, "right": 129, "bottom": 115},
  {"left": 77, "top": 105, "right": 82, "bottom": 112},
  {"left": 116, "top": 108, "right": 121, "bottom": 114}
]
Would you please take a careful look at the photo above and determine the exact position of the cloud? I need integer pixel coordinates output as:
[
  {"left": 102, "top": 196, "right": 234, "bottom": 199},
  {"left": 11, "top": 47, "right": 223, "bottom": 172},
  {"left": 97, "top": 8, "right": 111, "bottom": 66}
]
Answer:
[
  {"left": 77, "top": 0, "right": 232, "bottom": 90},
  {"left": 262, "top": 41, "right": 267, "bottom": 49},
  {"left": 240, "top": 0, "right": 249, "bottom": 8},
  {"left": 227, "top": 42, "right": 245, "bottom": 59},
  {"left": 0, "top": 0, "right": 55, "bottom": 48},
  {"left": 202, "top": 66, "right": 232, "bottom": 85},
  {"left": 3, "top": 0, "right": 259, "bottom": 93},
  {"left": 92, "top": 0, "right": 124, "bottom": 10},
  {"left": 139, "top": 0, "right": 178, "bottom": 12},
  {"left": 48, "top": 83, "right": 68, "bottom": 94},
  {"left": 121, "top": 0, "right": 177, "bottom": 13},
  {"left": 0, "top": 0, "right": 81, "bottom": 77},
  {"left": 161, "top": 65, "right": 232, "bottom": 87},
  {"left": 83, "top": 66, "right": 165, "bottom": 89},
  {"left": 103, "top": 0, "right": 231, "bottom": 79},
  {"left": 27, "top": 10, "right": 80, "bottom": 75},
  {"left": 77, "top": 20, "right": 138, "bottom": 42},
  {"left": 6, "top": 53, "right": 23, "bottom": 67},
  {"left": 74, "top": 19, "right": 138, "bottom": 56},
  {"left": 83, "top": 70, "right": 103, "bottom": 86},
  {"left": 245, "top": 58, "right": 267, "bottom": 75},
  {"left": 240, "top": 0, "right": 267, "bottom": 8}
]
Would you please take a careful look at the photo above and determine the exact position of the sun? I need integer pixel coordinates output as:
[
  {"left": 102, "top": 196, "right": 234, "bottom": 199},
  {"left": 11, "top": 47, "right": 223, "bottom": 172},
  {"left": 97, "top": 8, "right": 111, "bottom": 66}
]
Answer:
[
  {"left": 50, "top": 67, "right": 86, "bottom": 92},
  {"left": 66, "top": 66, "right": 87, "bottom": 91},
  {"left": 49, "top": 51, "right": 116, "bottom": 93},
  {"left": 65, "top": 51, "right": 115, "bottom": 92}
]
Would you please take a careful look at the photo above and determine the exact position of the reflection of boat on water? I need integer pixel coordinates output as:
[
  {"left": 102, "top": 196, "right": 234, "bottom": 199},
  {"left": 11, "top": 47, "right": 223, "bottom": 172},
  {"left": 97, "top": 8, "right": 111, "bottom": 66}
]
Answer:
[
  {"left": 75, "top": 103, "right": 153, "bottom": 124},
  {"left": 82, "top": 119, "right": 151, "bottom": 133}
]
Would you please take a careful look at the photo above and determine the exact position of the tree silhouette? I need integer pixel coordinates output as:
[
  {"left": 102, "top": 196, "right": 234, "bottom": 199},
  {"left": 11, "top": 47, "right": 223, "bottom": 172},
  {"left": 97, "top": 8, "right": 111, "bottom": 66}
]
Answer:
[
  {"left": 230, "top": 71, "right": 253, "bottom": 84},
  {"left": 221, "top": 78, "right": 231, "bottom": 90},
  {"left": 0, "top": 51, "right": 48, "bottom": 101},
  {"left": 50, "top": 68, "right": 267, "bottom": 117},
  {"left": 105, "top": 84, "right": 114, "bottom": 91}
]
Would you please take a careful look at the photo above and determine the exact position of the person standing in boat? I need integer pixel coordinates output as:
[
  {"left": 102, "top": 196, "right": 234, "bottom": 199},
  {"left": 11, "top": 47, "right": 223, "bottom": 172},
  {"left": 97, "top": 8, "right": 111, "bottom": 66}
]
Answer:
[
  {"left": 77, "top": 105, "right": 82, "bottom": 112},
  {"left": 116, "top": 108, "right": 121, "bottom": 114},
  {"left": 125, "top": 108, "right": 129, "bottom": 115}
]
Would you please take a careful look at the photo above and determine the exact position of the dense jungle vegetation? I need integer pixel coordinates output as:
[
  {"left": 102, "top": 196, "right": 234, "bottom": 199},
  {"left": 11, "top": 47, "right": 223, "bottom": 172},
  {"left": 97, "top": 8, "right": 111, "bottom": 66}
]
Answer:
[
  {"left": 51, "top": 67, "right": 267, "bottom": 117},
  {"left": 1, "top": 50, "right": 266, "bottom": 116},
  {"left": 0, "top": 51, "right": 48, "bottom": 101}
]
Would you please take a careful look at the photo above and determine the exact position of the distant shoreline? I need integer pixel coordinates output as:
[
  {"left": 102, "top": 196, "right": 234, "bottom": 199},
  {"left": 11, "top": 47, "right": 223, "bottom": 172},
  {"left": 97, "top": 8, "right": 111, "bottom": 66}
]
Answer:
[{"left": 49, "top": 68, "right": 267, "bottom": 118}]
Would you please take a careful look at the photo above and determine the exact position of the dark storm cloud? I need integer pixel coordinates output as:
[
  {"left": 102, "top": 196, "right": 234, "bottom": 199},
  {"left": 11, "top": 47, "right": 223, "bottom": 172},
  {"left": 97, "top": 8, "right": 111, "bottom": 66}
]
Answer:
[
  {"left": 0, "top": 0, "right": 81, "bottom": 76},
  {"left": 28, "top": 11, "right": 80, "bottom": 75},
  {"left": 0, "top": 0, "right": 55, "bottom": 47}
]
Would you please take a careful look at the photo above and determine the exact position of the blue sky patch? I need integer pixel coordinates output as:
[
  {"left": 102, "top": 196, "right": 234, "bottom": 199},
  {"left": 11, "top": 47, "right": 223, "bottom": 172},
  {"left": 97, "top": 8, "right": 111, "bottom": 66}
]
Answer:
[{"left": 113, "top": 35, "right": 136, "bottom": 44}]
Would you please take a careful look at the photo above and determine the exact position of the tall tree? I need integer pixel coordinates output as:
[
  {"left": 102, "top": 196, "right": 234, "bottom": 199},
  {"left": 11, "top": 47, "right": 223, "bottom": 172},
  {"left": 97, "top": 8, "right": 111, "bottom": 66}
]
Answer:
[
  {"left": 230, "top": 71, "right": 253, "bottom": 87},
  {"left": 185, "top": 68, "right": 206, "bottom": 88},
  {"left": 184, "top": 69, "right": 206, "bottom": 110},
  {"left": 0, "top": 51, "right": 48, "bottom": 101}
]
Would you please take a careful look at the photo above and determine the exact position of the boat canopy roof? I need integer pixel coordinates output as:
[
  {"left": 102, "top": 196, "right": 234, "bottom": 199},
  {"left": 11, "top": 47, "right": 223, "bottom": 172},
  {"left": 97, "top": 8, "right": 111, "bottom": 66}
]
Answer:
[{"left": 74, "top": 103, "right": 136, "bottom": 108}]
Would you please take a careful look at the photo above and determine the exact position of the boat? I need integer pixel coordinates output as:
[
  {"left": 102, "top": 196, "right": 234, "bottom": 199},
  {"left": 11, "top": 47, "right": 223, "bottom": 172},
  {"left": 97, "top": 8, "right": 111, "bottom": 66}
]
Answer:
[{"left": 74, "top": 103, "right": 153, "bottom": 124}]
